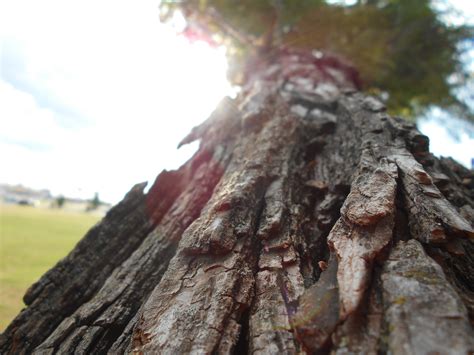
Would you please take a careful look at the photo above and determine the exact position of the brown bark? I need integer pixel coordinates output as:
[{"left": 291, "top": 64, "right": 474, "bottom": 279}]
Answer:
[{"left": 1, "top": 48, "right": 473, "bottom": 354}]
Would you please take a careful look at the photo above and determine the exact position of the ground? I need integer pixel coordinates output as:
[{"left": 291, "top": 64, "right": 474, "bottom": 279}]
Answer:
[{"left": 0, "top": 204, "right": 99, "bottom": 330}]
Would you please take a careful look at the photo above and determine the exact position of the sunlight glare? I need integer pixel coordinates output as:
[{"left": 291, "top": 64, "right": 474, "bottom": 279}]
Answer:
[{"left": 0, "top": 0, "right": 233, "bottom": 203}]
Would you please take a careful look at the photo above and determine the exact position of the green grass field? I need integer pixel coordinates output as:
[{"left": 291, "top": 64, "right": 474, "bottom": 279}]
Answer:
[{"left": 0, "top": 204, "right": 100, "bottom": 330}]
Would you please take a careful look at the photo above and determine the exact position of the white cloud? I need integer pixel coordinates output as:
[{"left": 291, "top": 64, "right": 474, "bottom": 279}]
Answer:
[
  {"left": 0, "top": 0, "right": 232, "bottom": 203},
  {"left": 0, "top": 80, "right": 71, "bottom": 148},
  {"left": 418, "top": 108, "right": 474, "bottom": 169},
  {"left": 432, "top": 0, "right": 474, "bottom": 26}
]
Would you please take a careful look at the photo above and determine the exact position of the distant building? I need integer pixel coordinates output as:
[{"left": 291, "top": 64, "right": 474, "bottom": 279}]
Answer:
[
  {"left": 0, "top": 183, "right": 111, "bottom": 215},
  {"left": 0, "top": 184, "right": 52, "bottom": 206}
]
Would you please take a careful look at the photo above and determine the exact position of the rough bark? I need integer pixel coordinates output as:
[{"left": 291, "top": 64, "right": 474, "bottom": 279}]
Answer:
[{"left": 1, "top": 48, "right": 473, "bottom": 354}]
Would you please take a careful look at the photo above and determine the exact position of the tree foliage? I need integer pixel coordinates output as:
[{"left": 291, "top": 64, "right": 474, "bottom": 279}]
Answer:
[
  {"left": 86, "top": 192, "right": 101, "bottom": 211},
  {"left": 161, "top": 0, "right": 473, "bottom": 120},
  {"left": 55, "top": 195, "right": 65, "bottom": 208}
]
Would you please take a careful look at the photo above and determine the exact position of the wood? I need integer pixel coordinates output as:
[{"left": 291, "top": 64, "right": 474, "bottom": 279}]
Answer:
[{"left": 1, "top": 48, "right": 473, "bottom": 354}]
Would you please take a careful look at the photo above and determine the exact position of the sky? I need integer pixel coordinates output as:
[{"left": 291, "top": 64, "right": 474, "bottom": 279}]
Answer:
[
  {"left": 0, "top": 0, "right": 473, "bottom": 204},
  {"left": 0, "top": 0, "right": 232, "bottom": 203}
]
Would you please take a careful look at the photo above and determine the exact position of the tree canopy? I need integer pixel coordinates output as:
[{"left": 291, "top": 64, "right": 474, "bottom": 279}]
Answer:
[{"left": 160, "top": 0, "right": 473, "bottom": 121}]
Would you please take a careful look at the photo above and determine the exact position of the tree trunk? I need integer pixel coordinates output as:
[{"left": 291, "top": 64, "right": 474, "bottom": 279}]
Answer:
[{"left": 1, "top": 48, "right": 473, "bottom": 354}]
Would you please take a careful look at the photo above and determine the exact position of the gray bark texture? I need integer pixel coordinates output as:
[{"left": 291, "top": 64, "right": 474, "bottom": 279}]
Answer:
[{"left": 1, "top": 48, "right": 473, "bottom": 354}]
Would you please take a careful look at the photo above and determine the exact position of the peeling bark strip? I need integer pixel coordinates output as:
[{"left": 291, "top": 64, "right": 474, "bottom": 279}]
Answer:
[
  {"left": 394, "top": 151, "right": 474, "bottom": 244},
  {"left": 328, "top": 157, "right": 397, "bottom": 318},
  {"left": 1, "top": 48, "right": 474, "bottom": 354},
  {"left": 290, "top": 254, "right": 340, "bottom": 352}
]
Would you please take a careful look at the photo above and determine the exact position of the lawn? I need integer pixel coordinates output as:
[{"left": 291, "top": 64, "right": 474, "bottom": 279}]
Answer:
[{"left": 0, "top": 204, "right": 100, "bottom": 330}]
